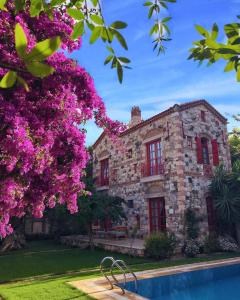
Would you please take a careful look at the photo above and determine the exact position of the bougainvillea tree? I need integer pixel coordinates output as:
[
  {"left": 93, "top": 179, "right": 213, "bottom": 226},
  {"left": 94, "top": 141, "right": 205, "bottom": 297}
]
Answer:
[{"left": 0, "top": 0, "right": 125, "bottom": 238}]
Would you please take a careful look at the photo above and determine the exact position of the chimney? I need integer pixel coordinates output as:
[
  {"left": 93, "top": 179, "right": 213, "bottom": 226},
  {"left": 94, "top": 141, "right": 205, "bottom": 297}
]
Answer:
[{"left": 130, "top": 106, "right": 142, "bottom": 127}]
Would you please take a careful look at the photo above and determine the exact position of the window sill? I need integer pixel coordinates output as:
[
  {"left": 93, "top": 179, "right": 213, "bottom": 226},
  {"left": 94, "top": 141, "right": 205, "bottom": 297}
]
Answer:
[
  {"left": 140, "top": 174, "right": 164, "bottom": 183},
  {"left": 96, "top": 185, "right": 109, "bottom": 191}
]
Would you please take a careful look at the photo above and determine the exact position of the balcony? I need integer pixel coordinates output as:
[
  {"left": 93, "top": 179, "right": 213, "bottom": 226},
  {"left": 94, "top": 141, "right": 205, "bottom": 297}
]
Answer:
[
  {"left": 203, "top": 164, "right": 213, "bottom": 177},
  {"left": 141, "top": 162, "right": 165, "bottom": 183}
]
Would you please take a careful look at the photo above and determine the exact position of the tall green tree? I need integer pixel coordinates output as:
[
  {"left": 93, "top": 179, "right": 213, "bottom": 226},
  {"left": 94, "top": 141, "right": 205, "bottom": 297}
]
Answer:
[
  {"left": 229, "top": 128, "right": 240, "bottom": 163},
  {"left": 77, "top": 151, "right": 126, "bottom": 249},
  {"left": 47, "top": 151, "right": 126, "bottom": 248},
  {"left": 209, "top": 163, "right": 240, "bottom": 242}
]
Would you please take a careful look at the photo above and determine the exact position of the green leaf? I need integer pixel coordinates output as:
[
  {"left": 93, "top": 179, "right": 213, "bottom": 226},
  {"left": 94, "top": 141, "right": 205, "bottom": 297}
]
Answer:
[
  {"left": 25, "top": 36, "right": 61, "bottom": 62},
  {"left": 111, "top": 56, "right": 117, "bottom": 68},
  {"left": 224, "top": 23, "right": 240, "bottom": 40},
  {"left": 117, "top": 62, "right": 123, "bottom": 83},
  {"left": 0, "top": 71, "right": 17, "bottom": 88},
  {"left": 71, "top": 21, "right": 84, "bottom": 40},
  {"left": 15, "top": 23, "right": 27, "bottom": 59},
  {"left": 90, "top": 14, "right": 103, "bottom": 25},
  {"left": 101, "top": 28, "right": 113, "bottom": 42},
  {"left": 205, "top": 38, "right": 219, "bottom": 49},
  {"left": 162, "top": 23, "right": 170, "bottom": 35},
  {"left": 104, "top": 55, "right": 113, "bottom": 65},
  {"left": 89, "top": 26, "right": 102, "bottom": 44},
  {"left": 30, "top": 0, "right": 43, "bottom": 17},
  {"left": 86, "top": 20, "right": 95, "bottom": 31},
  {"left": 224, "top": 60, "right": 235, "bottom": 72},
  {"left": 148, "top": 6, "right": 155, "bottom": 18},
  {"left": 17, "top": 75, "right": 29, "bottom": 91},
  {"left": 90, "top": 0, "right": 98, "bottom": 7},
  {"left": 106, "top": 46, "right": 114, "bottom": 54},
  {"left": 162, "top": 16, "right": 171, "bottom": 23},
  {"left": 143, "top": 2, "right": 152, "bottom": 6},
  {"left": 110, "top": 21, "right": 127, "bottom": 29},
  {"left": 112, "top": 30, "right": 128, "bottom": 50},
  {"left": 195, "top": 25, "right": 209, "bottom": 38},
  {"left": 160, "top": 1, "right": 168, "bottom": 9},
  {"left": 211, "top": 23, "right": 219, "bottom": 40},
  {"left": 0, "top": 0, "right": 7, "bottom": 10},
  {"left": 26, "top": 61, "right": 55, "bottom": 78},
  {"left": 50, "top": 0, "right": 66, "bottom": 6},
  {"left": 67, "top": 8, "right": 84, "bottom": 20},
  {"left": 15, "top": 0, "right": 26, "bottom": 12},
  {"left": 118, "top": 57, "right": 130, "bottom": 63},
  {"left": 150, "top": 23, "right": 158, "bottom": 36},
  {"left": 237, "top": 67, "right": 240, "bottom": 82}
]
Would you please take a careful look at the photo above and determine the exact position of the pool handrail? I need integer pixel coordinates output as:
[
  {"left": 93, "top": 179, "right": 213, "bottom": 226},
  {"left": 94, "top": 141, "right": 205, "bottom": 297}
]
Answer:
[{"left": 100, "top": 256, "right": 138, "bottom": 295}]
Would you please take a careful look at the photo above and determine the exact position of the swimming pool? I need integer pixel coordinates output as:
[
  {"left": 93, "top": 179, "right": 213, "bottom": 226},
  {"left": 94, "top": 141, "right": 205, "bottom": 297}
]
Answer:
[{"left": 123, "top": 263, "right": 240, "bottom": 300}]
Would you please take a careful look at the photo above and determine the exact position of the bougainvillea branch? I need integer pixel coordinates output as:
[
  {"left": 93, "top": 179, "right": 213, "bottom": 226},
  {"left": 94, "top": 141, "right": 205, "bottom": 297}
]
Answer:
[{"left": 0, "top": 0, "right": 125, "bottom": 238}]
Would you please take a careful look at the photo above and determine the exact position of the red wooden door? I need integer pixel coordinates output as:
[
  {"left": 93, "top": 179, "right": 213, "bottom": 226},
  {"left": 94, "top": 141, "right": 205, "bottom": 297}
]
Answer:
[{"left": 149, "top": 198, "right": 166, "bottom": 233}]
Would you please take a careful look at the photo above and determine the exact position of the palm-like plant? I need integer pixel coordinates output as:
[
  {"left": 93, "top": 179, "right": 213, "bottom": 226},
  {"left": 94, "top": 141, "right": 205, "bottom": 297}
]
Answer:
[{"left": 209, "top": 163, "right": 240, "bottom": 240}]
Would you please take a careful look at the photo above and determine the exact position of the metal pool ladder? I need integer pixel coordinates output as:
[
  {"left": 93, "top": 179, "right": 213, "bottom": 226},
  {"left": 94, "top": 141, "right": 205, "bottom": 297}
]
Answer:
[{"left": 100, "top": 256, "right": 138, "bottom": 295}]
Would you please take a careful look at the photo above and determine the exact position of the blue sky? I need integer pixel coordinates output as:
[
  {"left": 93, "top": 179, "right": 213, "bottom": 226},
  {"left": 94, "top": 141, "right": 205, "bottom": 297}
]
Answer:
[{"left": 69, "top": 0, "right": 240, "bottom": 146}]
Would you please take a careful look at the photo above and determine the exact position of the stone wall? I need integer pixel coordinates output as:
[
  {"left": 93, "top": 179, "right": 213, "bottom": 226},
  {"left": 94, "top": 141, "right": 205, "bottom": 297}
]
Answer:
[{"left": 92, "top": 101, "right": 231, "bottom": 241}]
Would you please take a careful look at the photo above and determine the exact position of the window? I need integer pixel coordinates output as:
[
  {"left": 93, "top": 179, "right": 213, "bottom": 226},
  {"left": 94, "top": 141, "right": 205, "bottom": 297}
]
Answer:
[
  {"left": 147, "top": 139, "right": 162, "bottom": 176},
  {"left": 100, "top": 158, "right": 109, "bottom": 186},
  {"left": 201, "top": 138, "right": 210, "bottom": 165},
  {"left": 187, "top": 136, "right": 192, "bottom": 149},
  {"left": 127, "top": 148, "right": 132, "bottom": 159},
  {"left": 127, "top": 200, "right": 134, "bottom": 209},
  {"left": 149, "top": 198, "right": 166, "bottom": 233},
  {"left": 201, "top": 110, "right": 206, "bottom": 122}
]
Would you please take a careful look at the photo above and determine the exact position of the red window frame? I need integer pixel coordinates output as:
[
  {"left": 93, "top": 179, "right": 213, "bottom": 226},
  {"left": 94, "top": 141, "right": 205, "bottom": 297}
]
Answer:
[
  {"left": 146, "top": 139, "right": 162, "bottom": 176},
  {"left": 211, "top": 139, "right": 219, "bottom": 166},
  {"left": 100, "top": 158, "right": 109, "bottom": 186},
  {"left": 149, "top": 198, "right": 166, "bottom": 233},
  {"left": 195, "top": 136, "right": 203, "bottom": 164}
]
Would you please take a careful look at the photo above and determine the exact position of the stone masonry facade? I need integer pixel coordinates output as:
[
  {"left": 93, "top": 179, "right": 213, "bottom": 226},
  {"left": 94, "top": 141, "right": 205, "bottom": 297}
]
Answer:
[{"left": 92, "top": 100, "right": 231, "bottom": 240}]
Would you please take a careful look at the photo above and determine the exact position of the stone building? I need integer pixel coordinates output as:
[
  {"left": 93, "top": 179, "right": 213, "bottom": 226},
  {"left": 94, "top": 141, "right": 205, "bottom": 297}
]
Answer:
[{"left": 92, "top": 100, "right": 231, "bottom": 240}]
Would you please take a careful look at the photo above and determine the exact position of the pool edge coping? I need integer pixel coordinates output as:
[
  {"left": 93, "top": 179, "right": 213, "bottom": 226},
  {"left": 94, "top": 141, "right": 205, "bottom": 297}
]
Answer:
[{"left": 69, "top": 256, "right": 240, "bottom": 300}]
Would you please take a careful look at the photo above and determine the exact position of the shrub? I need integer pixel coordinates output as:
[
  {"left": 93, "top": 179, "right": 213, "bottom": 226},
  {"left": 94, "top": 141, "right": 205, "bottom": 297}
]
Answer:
[
  {"left": 218, "top": 236, "right": 239, "bottom": 252},
  {"left": 184, "top": 239, "right": 200, "bottom": 257},
  {"left": 203, "top": 235, "right": 220, "bottom": 254},
  {"left": 144, "top": 232, "right": 176, "bottom": 260},
  {"left": 185, "top": 208, "right": 200, "bottom": 240}
]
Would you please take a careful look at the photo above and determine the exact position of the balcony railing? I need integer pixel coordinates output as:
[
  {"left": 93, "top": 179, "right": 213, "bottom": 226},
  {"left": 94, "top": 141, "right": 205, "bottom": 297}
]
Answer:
[
  {"left": 141, "top": 162, "right": 165, "bottom": 177},
  {"left": 203, "top": 164, "right": 213, "bottom": 177}
]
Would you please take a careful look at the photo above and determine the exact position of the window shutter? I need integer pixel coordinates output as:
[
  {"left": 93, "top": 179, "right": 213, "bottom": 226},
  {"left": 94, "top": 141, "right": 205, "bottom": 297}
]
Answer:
[
  {"left": 211, "top": 139, "right": 219, "bottom": 166},
  {"left": 195, "top": 137, "right": 203, "bottom": 164}
]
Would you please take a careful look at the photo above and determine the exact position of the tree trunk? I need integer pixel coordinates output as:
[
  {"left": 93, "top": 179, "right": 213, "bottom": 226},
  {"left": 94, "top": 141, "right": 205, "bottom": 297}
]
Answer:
[
  {"left": 235, "top": 223, "right": 240, "bottom": 245},
  {"left": 88, "top": 223, "right": 94, "bottom": 250},
  {"left": 1, "top": 232, "right": 26, "bottom": 252}
]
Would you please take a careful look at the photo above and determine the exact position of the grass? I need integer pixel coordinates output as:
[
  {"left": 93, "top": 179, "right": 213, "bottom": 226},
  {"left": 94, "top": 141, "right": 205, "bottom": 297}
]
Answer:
[{"left": 0, "top": 240, "right": 239, "bottom": 300}]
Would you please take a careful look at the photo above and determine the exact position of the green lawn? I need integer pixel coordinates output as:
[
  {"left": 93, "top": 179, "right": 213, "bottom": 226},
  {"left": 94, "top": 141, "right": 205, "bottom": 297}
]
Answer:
[{"left": 0, "top": 240, "right": 239, "bottom": 300}]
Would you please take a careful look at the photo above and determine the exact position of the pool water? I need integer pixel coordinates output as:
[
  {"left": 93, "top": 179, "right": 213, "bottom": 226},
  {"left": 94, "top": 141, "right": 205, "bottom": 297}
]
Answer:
[{"left": 123, "top": 263, "right": 240, "bottom": 300}]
